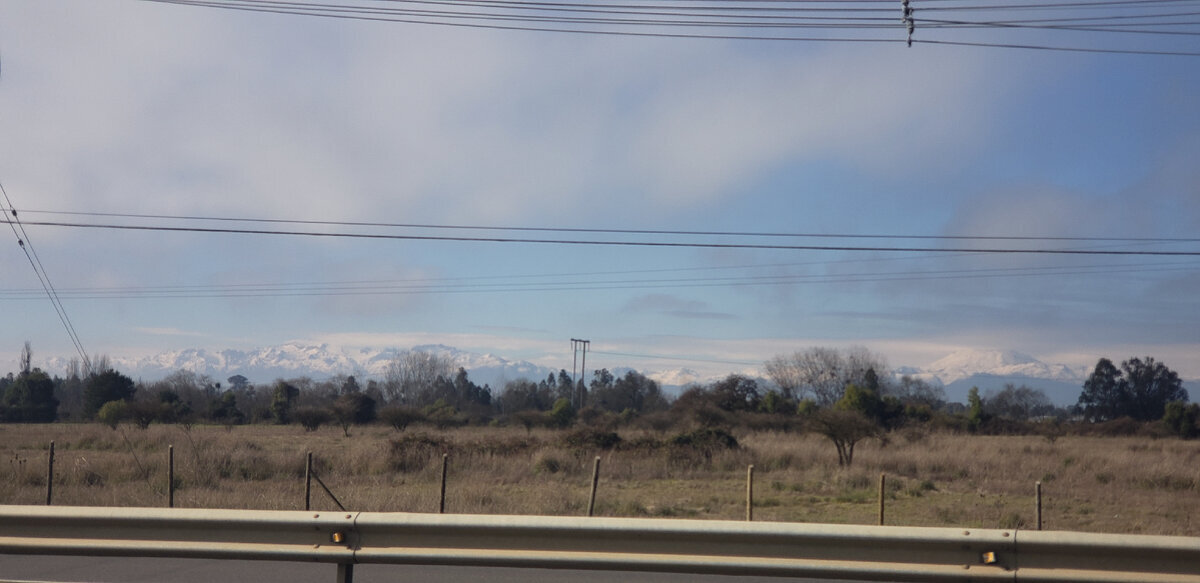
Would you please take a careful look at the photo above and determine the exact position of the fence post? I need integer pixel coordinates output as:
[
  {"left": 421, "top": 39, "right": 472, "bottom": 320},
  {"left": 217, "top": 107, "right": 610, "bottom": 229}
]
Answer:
[
  {"left": 587, "top": 456, "right": 601, "bottom": 517},
  {"left": 305, "top": 452, "right": 313, "bottom": 511},
  {"left": 46, "top": 441, "right": 55, "bottom": 506},
  {"left": 878, "top": 473, "right": 886, "bottom": 526},
  {"left": 745, "top": 465, "right": 754, "bottom": 521},
  {"left": 439, "top": 453, "right": 448, "bottom": 514},
  {"left": 168, "top": 445, "right": 175, "bottom": 508},
  {"left": 1036, "top": 481, "right": 1043, "bottom": 531}
]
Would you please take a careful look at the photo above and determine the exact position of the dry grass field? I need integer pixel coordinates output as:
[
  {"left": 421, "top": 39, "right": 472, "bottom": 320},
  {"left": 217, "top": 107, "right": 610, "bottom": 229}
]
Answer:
[{"left": 3, "top": 422, "right": 1199, "bottom": 536}]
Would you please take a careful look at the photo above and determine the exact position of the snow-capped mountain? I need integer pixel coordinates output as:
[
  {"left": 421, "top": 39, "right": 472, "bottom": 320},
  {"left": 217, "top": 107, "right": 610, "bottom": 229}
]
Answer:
[
  {"left": 911, "top": 349, "right": 1091, "bottom": 406},
  {"left": 37, "top": 343, "right": 552, "bottom": 390},
  {"left": 923, "top": 349, "right": 1087, "bottom": 386},
  {"left": 34, "top": 344, "right": 1154, "bottom": 406}
]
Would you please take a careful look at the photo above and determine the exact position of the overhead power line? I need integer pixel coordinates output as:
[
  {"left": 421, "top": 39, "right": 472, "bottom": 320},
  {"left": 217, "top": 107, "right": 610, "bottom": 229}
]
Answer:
[
  {"left": 0, "top": 187, "right": 91, "bottom": 371},
  {"left": 19, "top": 209, "right": 1200, "bottom": 244},
  {"left": 590, "top": 349, "right": 761, "bottom": 367},
  {"left": 140, "top": 0, "right": 1200, "bottom": 55},
  {"left": 0, "top": 259, "right": 1192, "bottom": 301},
  {"left": 5, "top": 217, "right": 1200, "bottom": 256}
]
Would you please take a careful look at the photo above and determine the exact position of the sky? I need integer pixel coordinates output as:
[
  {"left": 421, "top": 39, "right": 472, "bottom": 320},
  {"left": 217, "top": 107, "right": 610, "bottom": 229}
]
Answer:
[{"left": 2, "top": 1, "right": 1199, "bottom": 381}]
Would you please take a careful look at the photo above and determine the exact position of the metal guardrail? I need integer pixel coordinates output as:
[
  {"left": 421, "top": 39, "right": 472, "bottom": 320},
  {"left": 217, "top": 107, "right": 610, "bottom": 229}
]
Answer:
[{"left": 1, "top": 505, "right": 1198, "bottom": 582}]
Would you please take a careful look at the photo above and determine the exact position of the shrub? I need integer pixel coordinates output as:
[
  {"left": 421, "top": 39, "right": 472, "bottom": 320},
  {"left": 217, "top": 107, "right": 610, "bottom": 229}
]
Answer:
[
  {"left": 387, "top": 433, "right": 447, "bottom": 472},
  {"left": 293, "top": 407, "right": 333, "bottom": 432},
  {"left": 379, "top": 405, "right": 425, "bottom": 431},
  {"left": 564, "top": 428, "right": 622, "bottom": 451},
  {"left": 670, "top": 427, "right": 739, "bottom": 450},
  {"left": 548, "top": 398, "right": 576, "bottom": 428},
  {"left": 96, "top": 400, "right": 129, "bottom": 430}
]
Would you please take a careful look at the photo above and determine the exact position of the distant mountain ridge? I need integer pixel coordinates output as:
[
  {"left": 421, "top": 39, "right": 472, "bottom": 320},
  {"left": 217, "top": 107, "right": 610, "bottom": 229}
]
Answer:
[{"left": 36, "top": 344, "right": 1188, "bottom": 406}]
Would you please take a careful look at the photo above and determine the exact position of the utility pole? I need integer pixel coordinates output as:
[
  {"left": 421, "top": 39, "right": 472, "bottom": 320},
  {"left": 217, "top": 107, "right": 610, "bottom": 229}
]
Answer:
[{"left": 570, "top": 338, "right": 590, "bottom": 408}]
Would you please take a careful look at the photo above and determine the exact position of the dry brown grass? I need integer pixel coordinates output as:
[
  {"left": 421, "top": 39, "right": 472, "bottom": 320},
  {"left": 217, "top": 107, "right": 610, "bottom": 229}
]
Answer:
[{"left": 2, "top": 422, "right": 1199, "bottom": 536}]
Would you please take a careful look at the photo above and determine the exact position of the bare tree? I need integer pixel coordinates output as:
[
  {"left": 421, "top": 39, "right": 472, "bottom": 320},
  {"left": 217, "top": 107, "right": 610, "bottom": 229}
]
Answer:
[
  {"left": 19, "top": 341, "right": 32, "bottom": 375},
  {"left": 765, "top": 346, "right": 888, "bottom": 406},
  {"left": 985, "top": 384, "right": 1056, "bottom": 421},
  {"left": 383, "top": 349, "right": 457, "bottom": 405}
]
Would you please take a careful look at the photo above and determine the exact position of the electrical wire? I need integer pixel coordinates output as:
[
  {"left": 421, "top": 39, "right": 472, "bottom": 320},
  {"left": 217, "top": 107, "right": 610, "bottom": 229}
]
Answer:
[
  {"left": 0, "top": 258, "right": 1193, "bottom": 300},
  {"left": 590, "top": 349, "right": 762, "bottom": 367},
  {"left": 0, "top": 187, "right": 91, "bottom": 370},
  {"left": 139, "top": 0, "right": 1200, "bottom": 55},
  {"left": 18, "top": 209, "right": 1200, "bottom": 244},
  {"left": 6, "top": 218, "right": 1200, "bottom": 256}
]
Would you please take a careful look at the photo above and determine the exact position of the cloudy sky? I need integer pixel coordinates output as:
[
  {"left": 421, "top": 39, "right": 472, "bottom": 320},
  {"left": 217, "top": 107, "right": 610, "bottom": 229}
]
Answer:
[{"left": 2, "top": 1, "right": 1198, "bottom": 380}]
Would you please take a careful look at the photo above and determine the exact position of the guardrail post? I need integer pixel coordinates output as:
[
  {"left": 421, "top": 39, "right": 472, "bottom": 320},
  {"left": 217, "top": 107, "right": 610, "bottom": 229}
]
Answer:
[
  {"left": 587, "top": 456, "right": 601, "bottom": 517},
  {"left": 878, "top": 473, "right": 885, "bottom": 526},
  {"left": 439, "top": 453, "right": 448, "bottom": 514},
  {"left": 168, "top": 445, "right": 175, "bottom": 508},
  {"left": 336, "top": 562, "right": 354, "bottom": 583},
  {"left": 305, "top": 452, "right": 313, "bottom": 511},
  {"left": 745, "top": 465, "right": 754, "bottom": 521},
  {"left": 1036, "top": 481, "right": 1043, "bottom": 530},
  {"left": 45, "top": 441, "right": 54, "bottom": 506}
]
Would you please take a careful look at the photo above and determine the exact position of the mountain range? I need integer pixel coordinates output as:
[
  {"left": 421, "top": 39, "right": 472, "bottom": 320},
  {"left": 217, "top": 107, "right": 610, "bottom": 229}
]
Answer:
[{"left": 38, "top": 344, "right": 1189, "bottom": 406}]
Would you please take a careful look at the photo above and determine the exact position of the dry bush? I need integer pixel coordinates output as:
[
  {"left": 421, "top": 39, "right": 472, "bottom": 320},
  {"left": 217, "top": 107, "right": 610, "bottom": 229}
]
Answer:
[{"left": 2, "top": 423, "right": 1200, "bottom": 535}]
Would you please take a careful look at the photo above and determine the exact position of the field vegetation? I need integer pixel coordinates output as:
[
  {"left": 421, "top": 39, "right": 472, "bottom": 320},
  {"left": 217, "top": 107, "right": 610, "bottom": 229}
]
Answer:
[
  {"left": 2, "top": 345, "right": 1198, "bottom": 536},
  {"left": 3, "top": 422, "right": 1199, "bottom": 536}
]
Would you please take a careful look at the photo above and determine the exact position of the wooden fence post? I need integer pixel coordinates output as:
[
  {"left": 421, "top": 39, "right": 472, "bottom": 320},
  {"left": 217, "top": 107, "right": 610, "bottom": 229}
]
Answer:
[
  {"left": 1036, "top": 481, "right": 1043, "bottom": 531},
  {"left": 304, "top": 452, "right": 313, "bottom": 511},
  {"left": 878, "top": 473, "right": 886, "bottom": 526},
  {"left": 168, "top": 445, "right": 175, "bottom": 508},
  {"left": 745, "top": 465, "right": 754, "bottom": 521},
  {"left": 439, "top": 453, "right": 449, "bottom": 514},
  {"left": 46, "top": 441, "right": 55, "bottom": 506},
  {"left": 587, "top": 456, "right": 601, "bottom": 517}
]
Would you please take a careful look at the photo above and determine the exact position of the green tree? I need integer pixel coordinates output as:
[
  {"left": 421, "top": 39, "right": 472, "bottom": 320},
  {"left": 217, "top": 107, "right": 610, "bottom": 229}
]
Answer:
[
  {"left": 1078, "top": 358, "right": 1124, "bottom": 422},
  {"left": 1, "top": 368, "right": 58, "bottom": 423},
  {"left": 499, "top": 379, "right": 554, "bottom": 413},
  {"left": 84, "top": 370, "right": 136, "bottom": 419},
  {"left": 591, "top": 371, "right": 667, "bottom": 414},
  {"left": 270, "top": 381, "right": 299, "bottom": 424},
  {"left": 1122, "top": 357, "right": 1187, "bottom": 421},
  {"left": 330, "top": 392, "right": 377, "bottom": 436},
  {"left": 710, "top": 374, "right": 760, "bottom": 412},
  {"left": 1078, "top": 357, "right": 1187, "bottom": 422},
  {"left": 211, "top": 391, "right": 244, "bottom": 426},
  {"left": 808, "top": 409, "right": 879, "bottom": 467},
  {"left": 967, "top": 387, "right": 987, "bottom": 432},
  {"left": 1162, "top": 402, "right": 1200, "bottom": 439}
]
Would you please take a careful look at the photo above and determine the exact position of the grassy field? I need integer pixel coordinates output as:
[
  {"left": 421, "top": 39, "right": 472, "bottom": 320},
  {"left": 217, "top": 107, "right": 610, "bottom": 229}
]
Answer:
[{"left": 2, "top": 422, "right": 1199, "bottom": 536}]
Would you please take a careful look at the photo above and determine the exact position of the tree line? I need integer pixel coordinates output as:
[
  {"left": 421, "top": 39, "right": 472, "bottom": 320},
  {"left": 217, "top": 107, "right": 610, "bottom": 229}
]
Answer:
[{"left": 2, "top": 344, "right": 1195, "bottom": 460}]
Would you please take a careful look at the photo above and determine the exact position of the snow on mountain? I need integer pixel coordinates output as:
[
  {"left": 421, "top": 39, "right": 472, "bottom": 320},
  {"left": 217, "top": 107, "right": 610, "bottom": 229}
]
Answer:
[
  {"left": 34, "top": 344, "right": 1114, "bottom": 405},
  {"left": 924, "top": 349, "right": 1086, "bottom": 386},
  {"left": 648, "top": 368, "right": 706, "bottom": 389}
]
